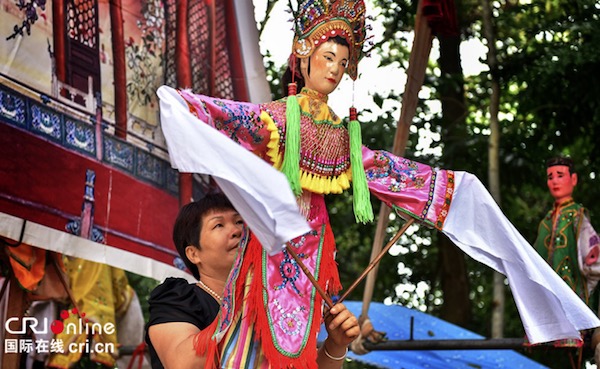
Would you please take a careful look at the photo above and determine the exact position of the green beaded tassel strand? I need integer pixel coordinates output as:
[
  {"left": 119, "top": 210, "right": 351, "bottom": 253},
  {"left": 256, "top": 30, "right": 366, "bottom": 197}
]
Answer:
[
  {"left": 349, "top": 107, "right": 373, "bottom": 223},
  {"left": 281, "top": 83, "right": 302, "bottom": 196}
]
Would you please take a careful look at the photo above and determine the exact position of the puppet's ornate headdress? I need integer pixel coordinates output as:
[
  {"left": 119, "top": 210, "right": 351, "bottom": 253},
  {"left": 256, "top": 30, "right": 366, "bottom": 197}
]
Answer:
[{"left": 290, "top": 0, "right": 367, "bottom": 80}]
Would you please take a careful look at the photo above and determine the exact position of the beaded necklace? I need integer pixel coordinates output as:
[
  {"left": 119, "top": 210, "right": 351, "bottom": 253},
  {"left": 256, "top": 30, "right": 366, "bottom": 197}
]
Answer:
[{"left": 197, "top": 280, "right": 222, "bottom": 302}]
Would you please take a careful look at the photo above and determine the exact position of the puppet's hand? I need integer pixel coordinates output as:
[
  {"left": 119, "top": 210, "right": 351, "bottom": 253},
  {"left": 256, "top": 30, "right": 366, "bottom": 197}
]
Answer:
[{"left": 359, "top": 316, "right": 387, "bottom": 344}]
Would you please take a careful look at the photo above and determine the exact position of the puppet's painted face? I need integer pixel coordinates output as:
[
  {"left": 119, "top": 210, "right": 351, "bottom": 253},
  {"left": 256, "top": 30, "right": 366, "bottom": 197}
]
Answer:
[
  {"left": 547, "top": 165, "right": 577, "bottom": 204},
  {"left": 300, "top": 40, "right": 349, "bottom": 96}
]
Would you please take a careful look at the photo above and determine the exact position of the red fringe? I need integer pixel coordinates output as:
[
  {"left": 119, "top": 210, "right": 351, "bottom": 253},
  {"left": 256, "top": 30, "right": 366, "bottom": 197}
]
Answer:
[
  {"left": 322, "top": 223, "right": 343, "bottom": 295},
  {"left": 196, "top": 226, "right": 341, "bottom": 368}
]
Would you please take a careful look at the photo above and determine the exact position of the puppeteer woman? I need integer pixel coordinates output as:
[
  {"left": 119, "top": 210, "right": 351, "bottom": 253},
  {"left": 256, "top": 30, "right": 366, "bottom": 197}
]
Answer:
[{"left": 158, "top": 0, "right": 600, "bottom": 367}]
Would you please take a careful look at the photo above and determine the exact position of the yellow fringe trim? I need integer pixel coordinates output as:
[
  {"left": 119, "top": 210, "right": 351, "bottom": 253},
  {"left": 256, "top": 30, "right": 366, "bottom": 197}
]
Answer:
[
  {"left": 259, "top": 110, "right": 352, "bottom": 195},
  {"left": 261, "top": 111, "right": 283, "bottom": 169},
  {"left": 299, "top": 169, "right": 351, "bottom": 195}
]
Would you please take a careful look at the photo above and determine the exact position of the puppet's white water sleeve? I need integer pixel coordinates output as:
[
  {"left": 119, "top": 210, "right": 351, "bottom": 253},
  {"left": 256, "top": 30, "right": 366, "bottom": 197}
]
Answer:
[{"left": 157, "top": 85, "right": 310, "bottom": 255}]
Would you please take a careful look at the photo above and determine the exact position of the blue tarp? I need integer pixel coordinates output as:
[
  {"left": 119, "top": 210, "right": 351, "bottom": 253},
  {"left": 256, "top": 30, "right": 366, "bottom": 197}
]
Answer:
[{"left": 317, "top": 301, "right": 548, "bottom": 369}]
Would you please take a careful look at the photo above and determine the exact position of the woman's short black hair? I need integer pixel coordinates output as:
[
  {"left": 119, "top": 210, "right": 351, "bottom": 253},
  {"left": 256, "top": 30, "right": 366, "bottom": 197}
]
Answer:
[
  {"left": 172, "top": 193, "right": 235, "bottom": 280},
  {"left": 281, "top": 35, "right": 350, "bottom": 98}
]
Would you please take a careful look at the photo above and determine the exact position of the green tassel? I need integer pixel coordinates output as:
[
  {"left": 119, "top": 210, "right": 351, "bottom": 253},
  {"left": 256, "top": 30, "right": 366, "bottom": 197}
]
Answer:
[
  {"left": 349, "top": 109, "right": 374, "bottom": 223},
  {"left": 281, "top": 90, "right": 302, "bottom": 196}
]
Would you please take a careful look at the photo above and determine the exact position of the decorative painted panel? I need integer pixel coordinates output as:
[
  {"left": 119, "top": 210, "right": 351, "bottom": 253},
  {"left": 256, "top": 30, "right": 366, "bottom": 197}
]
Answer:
[
  {"left": 30, "top": 103, "right": 62, "bottom": 141},
  {"left": 0, "top": 88, "right": 27, "bottom": 127},
  {"left": 103, "top": 135, "right": 135, "bottom": 173},
  {"left": 137, "top": 150, "right": 163, "bottom": 185},
  {"left": 65, "top": 118, "right": 96, "bottom": 155}
]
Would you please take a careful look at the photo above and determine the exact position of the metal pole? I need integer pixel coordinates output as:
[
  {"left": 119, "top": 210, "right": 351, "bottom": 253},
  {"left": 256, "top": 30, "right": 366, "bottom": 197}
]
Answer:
[{"left": 362, "top": 338, "right": 527, "bottom": 351}]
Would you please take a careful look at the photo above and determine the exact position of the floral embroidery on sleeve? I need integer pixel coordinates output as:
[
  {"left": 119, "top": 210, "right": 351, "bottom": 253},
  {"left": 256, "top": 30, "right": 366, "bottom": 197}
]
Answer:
[
  {"left": 366, "top": 151, "right": 425, "bottom": 192},
  {"left": 213, "top": 99, "right": 266, "bottom": 147}
]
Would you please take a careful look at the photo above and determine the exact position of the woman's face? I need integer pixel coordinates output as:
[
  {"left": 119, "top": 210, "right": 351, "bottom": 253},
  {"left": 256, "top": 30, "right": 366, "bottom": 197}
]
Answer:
[
  {"left": 192, "top": 208, "right": 243, "bottom": 278},
  {"left": 300, "top": 40, "right": 349, "bottom": 96}
]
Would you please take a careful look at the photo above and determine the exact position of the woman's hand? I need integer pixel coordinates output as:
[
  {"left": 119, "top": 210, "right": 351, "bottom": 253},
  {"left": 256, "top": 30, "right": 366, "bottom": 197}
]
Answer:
[
  {"left": 324, "top": 303, "right": 359, "bottom": 349},
  {"left": 317, "top": 303, "right": 359, "bottom": 368}
]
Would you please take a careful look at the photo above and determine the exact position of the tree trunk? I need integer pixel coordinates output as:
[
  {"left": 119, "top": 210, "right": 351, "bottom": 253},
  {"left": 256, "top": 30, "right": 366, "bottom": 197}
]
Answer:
[
  {"left": 481, "top": 0, "right": 505, "bottom": 338},
  {"left": 439, "top": 235, "right": 471, "bottom": 324},
  {"left": 437, "top": 33, "right": 471, "bottom": 326}
]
